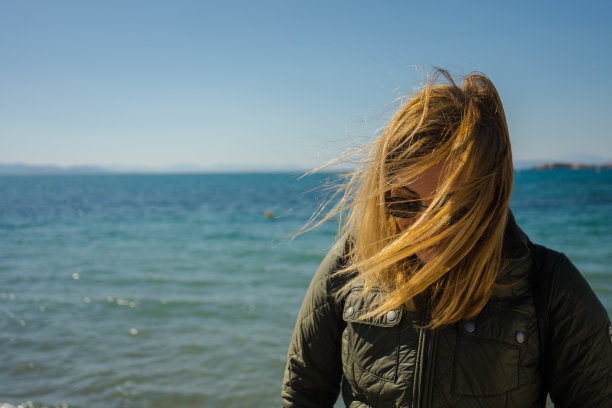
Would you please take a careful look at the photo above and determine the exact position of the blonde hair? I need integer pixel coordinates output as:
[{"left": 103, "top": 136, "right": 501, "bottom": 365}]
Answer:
[{"left": 310, "top": 69, "right": 513, "bottom": 328}]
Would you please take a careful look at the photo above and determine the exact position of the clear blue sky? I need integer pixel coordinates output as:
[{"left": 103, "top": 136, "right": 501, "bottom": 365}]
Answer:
[{"left": 1, "top": 0, "right": 611, "bottom": 170}]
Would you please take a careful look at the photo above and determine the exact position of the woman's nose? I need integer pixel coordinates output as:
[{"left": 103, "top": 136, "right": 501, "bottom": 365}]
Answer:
[{"left": 395, "top": 217, "right": 414, "bottom": 232}]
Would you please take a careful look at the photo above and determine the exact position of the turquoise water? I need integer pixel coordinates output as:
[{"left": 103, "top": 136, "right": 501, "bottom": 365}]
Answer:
[{"left": 1, "top": 170, "right": 611, "bottom": 407}]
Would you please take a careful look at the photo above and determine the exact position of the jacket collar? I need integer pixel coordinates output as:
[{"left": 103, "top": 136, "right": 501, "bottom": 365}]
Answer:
[
  {"left": 501, "top": 210, "right": 530, "bottom": 260},
  {"left": 494, "top": 210, "right": 533, "bottom": 294}
]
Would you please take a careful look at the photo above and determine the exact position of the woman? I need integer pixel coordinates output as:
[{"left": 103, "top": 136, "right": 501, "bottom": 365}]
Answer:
[{"left": 282, "top": 70, "right": 612, "bottom": 407}]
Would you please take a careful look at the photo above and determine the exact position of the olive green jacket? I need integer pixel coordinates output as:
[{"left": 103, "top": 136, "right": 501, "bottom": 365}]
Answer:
[{"left": 282, "top": 217, "right": 612, "bottom": 407}]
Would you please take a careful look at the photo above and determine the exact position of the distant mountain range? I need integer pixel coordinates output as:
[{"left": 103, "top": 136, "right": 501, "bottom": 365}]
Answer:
[
  {"left": 1, "top": 158, "right": 611, "bottom": 175},
  {"left": 0, "top": 163, "right": 110, "bottom": 175},
  {"left": 0, "top": 162, "right": 310, "bottom": 175}
]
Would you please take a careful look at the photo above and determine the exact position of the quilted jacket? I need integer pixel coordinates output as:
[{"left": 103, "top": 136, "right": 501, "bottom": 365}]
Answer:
[{"left": 282, "top": 215, "right": 612, "bottom": 407}]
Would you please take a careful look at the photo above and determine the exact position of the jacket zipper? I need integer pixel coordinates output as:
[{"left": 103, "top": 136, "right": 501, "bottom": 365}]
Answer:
[
  {"left": 413, "top": 301, "right": 429, "bottom": 407},
  {"left": 414, "top": 299, "right": 437, "bottom": 408},
  {"left": 422, "top": 327, "right": 437, "bottom": 408}
]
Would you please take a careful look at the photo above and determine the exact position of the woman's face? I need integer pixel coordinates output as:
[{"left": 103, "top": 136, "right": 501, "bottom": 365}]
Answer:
[{"left": 389, "top": 162, "right": 445, "bottom": 262}]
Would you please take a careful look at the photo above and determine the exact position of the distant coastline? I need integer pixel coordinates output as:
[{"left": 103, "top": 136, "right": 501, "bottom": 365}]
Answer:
[
  {"left": 1, "top": 161, "right": 611, "bottom": 175},
  {"left": 530, "top": 162, "right": 612, "bottom": 171},
  {"left": 0, "top": 163, "right": 309, "bottom": 175},
  {"left": 0, "top": 163, "right": 110, "bottom": 175}
]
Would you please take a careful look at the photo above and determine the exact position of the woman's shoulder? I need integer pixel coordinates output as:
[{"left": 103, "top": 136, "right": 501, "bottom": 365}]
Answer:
[
  {"left": 529, "top": 243, "right": 612, "bottom": 404},
  {"left": 530, "top": 243, "right": 610, "bottom": 347},
  {"left": 310, "top": 235, "right": 353, "bottom": 288},
  {"left": 531, "top": 243, "right": 601, "bottom": 308}
]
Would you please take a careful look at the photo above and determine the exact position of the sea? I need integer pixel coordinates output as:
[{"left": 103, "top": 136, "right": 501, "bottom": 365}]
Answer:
[{"left": 1, "top": 170, "right": 611, "bottom": 408}]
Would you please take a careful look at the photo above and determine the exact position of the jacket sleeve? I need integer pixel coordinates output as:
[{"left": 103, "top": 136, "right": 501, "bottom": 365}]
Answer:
[
  {"left": 545, "top": 253, "right": 612, "bottom": 407},
  {"left": 281, "top": 239, "right": 348, "bottom": 408}
]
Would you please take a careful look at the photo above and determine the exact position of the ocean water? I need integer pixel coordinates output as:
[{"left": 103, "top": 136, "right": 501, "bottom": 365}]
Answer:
[{"left": 1, "top": 170, "right": 611, "bottom": 408}]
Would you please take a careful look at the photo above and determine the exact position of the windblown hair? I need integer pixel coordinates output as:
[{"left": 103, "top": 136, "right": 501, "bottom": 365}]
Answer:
[{"left": 311, "top": 69, "right": 513, "bottom": 329}]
